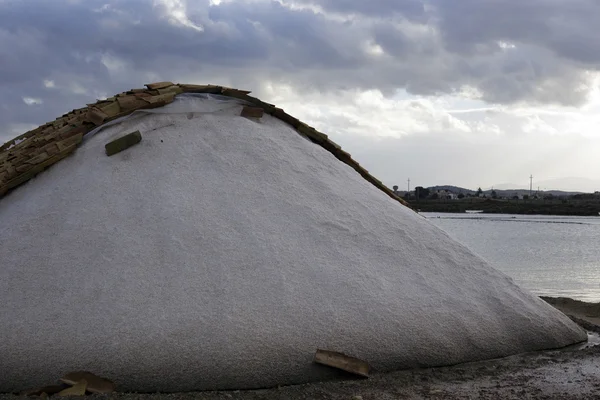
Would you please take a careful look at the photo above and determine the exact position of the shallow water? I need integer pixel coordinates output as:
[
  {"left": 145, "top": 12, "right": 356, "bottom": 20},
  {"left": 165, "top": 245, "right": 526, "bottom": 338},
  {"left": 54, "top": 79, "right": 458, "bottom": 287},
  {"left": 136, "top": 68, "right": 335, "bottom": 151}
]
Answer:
[
  {"left": 423, "top": 213, "right": 600, "bottom": 303},
  {"left": 582, "top": 333, "right": 600, "bottom": 348}
]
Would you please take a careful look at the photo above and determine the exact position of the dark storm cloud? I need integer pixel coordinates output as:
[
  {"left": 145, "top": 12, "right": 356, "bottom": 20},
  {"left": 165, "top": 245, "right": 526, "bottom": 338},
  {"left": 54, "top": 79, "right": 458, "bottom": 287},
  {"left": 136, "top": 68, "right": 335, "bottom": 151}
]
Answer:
[
  {"left": 0, "top": 0, "right": 266, "bottom": 137},
  {"left": 429, "top": 0, "right": 600, "bottom": 104},
  {"left": 293, "top": 0, "right": 427, "bottom": 20},
  {"left": 2, "top": 0, "right": 600, "bottom": 142},
  {"left": 433, "top": 0, "right": 600, "bottom": 64}
]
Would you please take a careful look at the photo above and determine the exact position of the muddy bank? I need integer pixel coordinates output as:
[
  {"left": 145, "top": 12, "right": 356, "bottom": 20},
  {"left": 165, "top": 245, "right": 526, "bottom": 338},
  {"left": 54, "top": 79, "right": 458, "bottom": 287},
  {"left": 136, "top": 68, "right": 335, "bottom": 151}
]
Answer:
[
  {"left": 542, "top": 296, "right": 600, "bottom": 328},
  {"left": 412, "top": 199, "right": 600, "bottom": 216}
]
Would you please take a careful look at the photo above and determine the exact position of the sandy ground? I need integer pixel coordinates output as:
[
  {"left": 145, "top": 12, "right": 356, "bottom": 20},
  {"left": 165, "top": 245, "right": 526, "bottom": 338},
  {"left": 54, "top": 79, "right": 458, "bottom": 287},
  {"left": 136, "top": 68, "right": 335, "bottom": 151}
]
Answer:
[{"left": 3, "top": 297, "right": 600, "bottom": 400}]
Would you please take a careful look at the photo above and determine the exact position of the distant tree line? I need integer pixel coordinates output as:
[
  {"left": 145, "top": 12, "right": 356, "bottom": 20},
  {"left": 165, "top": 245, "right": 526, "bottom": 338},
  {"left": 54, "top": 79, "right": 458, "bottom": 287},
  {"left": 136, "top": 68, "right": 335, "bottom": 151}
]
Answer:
[
  {"left": 394, "top": 184, "right": 600, "bottom": 204},
  {"left": 392, "top": 185, "right": 600, "bottom": 216}
]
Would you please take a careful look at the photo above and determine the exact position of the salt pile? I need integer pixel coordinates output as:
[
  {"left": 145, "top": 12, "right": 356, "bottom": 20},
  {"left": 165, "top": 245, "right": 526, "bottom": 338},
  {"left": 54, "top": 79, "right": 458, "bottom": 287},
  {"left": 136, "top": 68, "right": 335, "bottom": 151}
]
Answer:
[{"left": 0, "top": 95, "right": 586, "bottom": 393}]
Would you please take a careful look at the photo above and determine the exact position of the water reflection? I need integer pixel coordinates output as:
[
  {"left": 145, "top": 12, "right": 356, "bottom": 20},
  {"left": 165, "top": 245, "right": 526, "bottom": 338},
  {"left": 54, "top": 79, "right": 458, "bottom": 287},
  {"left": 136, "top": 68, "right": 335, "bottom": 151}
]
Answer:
[{"left": 423, "top": 213, "right": 600, "bottom": 302}]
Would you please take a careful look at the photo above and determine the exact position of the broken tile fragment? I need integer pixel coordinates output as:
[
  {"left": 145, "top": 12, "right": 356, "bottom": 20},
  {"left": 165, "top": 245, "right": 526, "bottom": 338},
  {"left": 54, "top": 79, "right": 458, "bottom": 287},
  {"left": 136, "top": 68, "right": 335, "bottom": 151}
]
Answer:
[
  {"left": 145, "top": 81, "right": 175, "bottom": 90},
  {"left": 57, "top": 380, "right": 87, "bottom": 396},
  {"left": 60, "top": 371, "right": 116, "bottom": 394},
  {"left": 117, "top": 95, "right": 149, "bottom": 112},
  {"left": 20, "top": 384, "right": 69, "bottom": 397},
  {"left": 85, "top": 107, "right": 108, "bottom": 126},
  {"left": 157, "top": 86, "right": 183, "bottom": 95},
  {"left": 314, "top": 349, "right": 370, "bottom": 378}
]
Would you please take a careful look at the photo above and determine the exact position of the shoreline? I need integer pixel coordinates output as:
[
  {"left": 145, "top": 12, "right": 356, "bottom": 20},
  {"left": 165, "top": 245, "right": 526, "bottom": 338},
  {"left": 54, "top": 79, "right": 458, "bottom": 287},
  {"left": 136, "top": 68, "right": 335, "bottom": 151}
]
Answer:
[
  {"left": 419, "top": 209, "right": 600, "bottom": 218},
  {"left": 2, "top": 297, "right": 599, "bottom": 400},
  {"left": 409, "top": 199, "right": 600, "bottom": 216},
  {"left": 541, "top": 296, "right": 600, "bottom": 329},
  {"left": 416, "top": 208, "right": 600, "bottom": 217}
]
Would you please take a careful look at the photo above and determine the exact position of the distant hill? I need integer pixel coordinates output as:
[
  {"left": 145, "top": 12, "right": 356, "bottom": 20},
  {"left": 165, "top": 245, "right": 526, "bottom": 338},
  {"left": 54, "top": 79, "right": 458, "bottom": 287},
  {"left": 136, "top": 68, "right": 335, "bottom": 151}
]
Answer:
[
  {"left": 492, "top": 177, "right": 599, "bottom": 193},
  {"left": 426, "top": 185, "right": 585, "bottom": 197},
  {"left": 491, "top": 189, "right": 584, "bottom": 197},
  {"left": 427, "top": 176, "right": 599, "bottom": 195},
  {"left": 427, "top": 185, "right": 475, "bottom": 194}
]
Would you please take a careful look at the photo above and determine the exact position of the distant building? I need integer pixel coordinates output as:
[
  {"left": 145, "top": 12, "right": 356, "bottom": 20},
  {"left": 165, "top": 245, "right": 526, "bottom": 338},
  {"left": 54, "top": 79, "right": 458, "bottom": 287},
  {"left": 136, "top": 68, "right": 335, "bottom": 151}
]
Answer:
[
  {"left": 392, "top": 185, "right": 409, "bottom": 198},
  {"left": 437, "top": 189, "right": 457, "bottom": 200}
]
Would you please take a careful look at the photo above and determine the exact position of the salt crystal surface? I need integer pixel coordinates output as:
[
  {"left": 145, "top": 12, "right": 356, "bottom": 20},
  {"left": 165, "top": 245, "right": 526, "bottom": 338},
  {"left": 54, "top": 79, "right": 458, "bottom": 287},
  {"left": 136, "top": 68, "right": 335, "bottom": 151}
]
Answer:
[{"left": 0, "top": 98, "right": 586, "bottom": 392}]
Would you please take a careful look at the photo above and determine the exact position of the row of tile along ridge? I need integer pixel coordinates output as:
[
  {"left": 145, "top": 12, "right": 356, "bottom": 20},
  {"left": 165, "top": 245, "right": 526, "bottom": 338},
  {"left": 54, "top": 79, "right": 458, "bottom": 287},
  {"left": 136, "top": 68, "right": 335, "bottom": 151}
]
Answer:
[{"left": 0, "top": 82, "right": 410, "bottom": 208}]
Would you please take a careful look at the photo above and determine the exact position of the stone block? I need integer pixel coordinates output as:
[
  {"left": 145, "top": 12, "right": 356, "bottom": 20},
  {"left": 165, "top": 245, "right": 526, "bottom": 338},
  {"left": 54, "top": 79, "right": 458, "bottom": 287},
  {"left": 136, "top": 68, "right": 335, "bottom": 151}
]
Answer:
[
  {"left": 241, "top": 106, "right": 264, "bottom": 119},
  {"left": 105, "top": 131, "right": 142, "bottom": 156}
]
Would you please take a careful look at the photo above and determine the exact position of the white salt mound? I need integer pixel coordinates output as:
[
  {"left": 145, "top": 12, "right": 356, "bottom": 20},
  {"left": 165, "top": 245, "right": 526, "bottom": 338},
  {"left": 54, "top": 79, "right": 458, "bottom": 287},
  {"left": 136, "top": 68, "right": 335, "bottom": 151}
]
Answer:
[{"left": 0, "top": 98, "right": 586, "bottom": 393}]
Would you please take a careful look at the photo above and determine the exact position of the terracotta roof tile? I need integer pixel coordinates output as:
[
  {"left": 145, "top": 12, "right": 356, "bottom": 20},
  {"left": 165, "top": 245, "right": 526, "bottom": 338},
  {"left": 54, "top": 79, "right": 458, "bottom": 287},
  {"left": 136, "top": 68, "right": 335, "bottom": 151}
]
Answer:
[{"left": 145, "top": 81, "right": 175, "bottom": 90}]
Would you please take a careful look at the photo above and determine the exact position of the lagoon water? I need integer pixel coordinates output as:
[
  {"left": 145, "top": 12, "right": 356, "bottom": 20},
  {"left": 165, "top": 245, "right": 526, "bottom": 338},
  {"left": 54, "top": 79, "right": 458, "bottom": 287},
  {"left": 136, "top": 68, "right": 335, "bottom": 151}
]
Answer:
[{"left": 423, "top": 213, "right": 600, "bottom": 303}]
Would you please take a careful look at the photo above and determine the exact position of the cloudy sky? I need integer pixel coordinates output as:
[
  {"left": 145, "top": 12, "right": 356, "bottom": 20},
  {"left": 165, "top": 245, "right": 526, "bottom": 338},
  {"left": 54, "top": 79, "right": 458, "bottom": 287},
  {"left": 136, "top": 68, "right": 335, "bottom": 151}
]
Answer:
[{"left": 2, "top": 0, "right": 600, "bottom": 192}]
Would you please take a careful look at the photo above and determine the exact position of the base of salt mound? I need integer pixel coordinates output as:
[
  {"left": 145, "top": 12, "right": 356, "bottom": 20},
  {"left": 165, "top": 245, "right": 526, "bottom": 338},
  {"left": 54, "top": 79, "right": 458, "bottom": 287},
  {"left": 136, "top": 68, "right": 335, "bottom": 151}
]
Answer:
[{"left": 0, "top": 96, "right": 586, "bottom": 393}]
